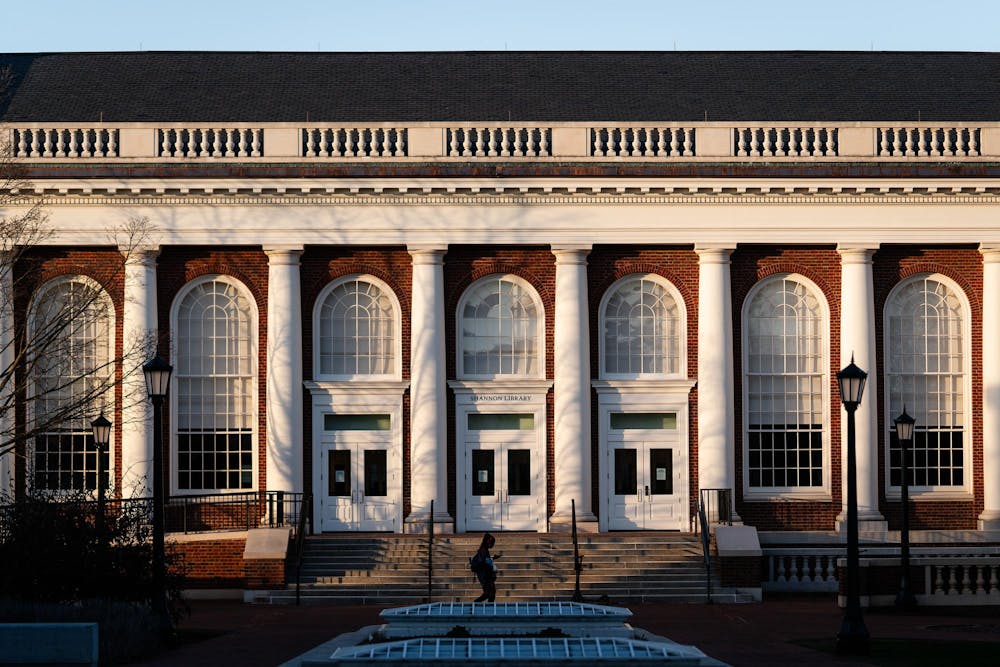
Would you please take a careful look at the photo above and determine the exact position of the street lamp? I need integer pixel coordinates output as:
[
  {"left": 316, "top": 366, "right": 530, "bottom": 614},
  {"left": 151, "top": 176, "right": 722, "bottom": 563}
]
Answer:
[
  {"left": 90, "top": 413, "right": 112, "bottom": 539},
  {"left": 143, "top": 355, "right": 172, "bottom": 636},
  {"left": 893, "top": 407, "right": 917, "bottom": 608},
  {"left": 836, "top": 357, "right": 870, "bottom": 655}
]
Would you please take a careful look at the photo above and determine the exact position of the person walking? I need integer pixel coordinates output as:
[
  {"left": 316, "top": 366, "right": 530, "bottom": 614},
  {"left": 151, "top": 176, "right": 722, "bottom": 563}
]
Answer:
[{"left": 470, "top": 532, "right": 497, "bottom": 602}]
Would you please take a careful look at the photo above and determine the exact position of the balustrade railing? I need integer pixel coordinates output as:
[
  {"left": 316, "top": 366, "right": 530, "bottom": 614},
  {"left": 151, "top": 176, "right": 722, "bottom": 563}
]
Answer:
[
  {"left": 446, "top": 127, "right": 551, "bottom": 157},
  {"left": 303, "top": 127, "right": 406, "bottom": 157},
  {"left": 158, "top": 127, "right": 263, "bottom": 158},
  {"left": 922, "top": 558, "right": 1000, "bottom": 600},
  {"left": 3, "top": 123, "right": 996, "bottom": 161},
  {"left": 763, "top": 549, "right": 840, "bottom": 592},
  {"left": 591, "top": 127, "right": 695, "bottom": 157},
  {"left": 877, "top": 126, "right": 980, "bottom": 157},
  {"left": 13, "top": 127, "right": 118, "bottom": 158},
  {"left": 735, "top": 126, "right": 837, "bottom": 157}
]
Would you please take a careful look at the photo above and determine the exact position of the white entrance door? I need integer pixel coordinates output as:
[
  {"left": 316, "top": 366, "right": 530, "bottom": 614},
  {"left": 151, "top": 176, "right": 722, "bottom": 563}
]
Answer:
[
  {"left": 607, "top": 439, "right": 686, "bottom": 531},
  {"left": 320, "top": 434, "right": 397, "bottom": 531},
  {"left": 462, "top": 409, "right": 542, "bottom": 532}
]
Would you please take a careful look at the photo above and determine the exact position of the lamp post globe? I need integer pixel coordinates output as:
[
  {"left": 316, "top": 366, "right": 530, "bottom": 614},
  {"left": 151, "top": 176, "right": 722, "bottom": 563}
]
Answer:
[
  {"left": 142, "top": 355, "right": 173, "bottom": 637},
  {"left": 894, "top": 407, "right": 917, "bottom": 608},
  {"left": 836, "top": 357, "right": 871, "bottom": 655}
]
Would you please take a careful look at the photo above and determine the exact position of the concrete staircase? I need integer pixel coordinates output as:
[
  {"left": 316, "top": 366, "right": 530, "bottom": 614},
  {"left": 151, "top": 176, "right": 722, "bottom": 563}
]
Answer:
[{"left": 253, "top": 533, "right": 754, "bottom": 605}]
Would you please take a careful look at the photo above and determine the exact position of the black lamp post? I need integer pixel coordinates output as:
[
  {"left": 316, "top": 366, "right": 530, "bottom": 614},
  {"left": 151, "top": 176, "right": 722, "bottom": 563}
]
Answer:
[
  {"left": 836, "top": 358, "right": 871, "bottom": 655},
  {"left": 143, "top": 355, "right": 172, "bottom": 636},
  {"left": 90, "top": 413, "right": 112, "bottom": 539},
  {"left": 893, "top": 407, "right": 917, "bottom": 608}
]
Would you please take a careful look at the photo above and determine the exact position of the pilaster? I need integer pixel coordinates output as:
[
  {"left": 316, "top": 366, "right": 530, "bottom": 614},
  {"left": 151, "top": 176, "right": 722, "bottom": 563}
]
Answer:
[
  {"left": 980, "top": 245, "right": 1000, "bottom": 530},
  {"left": 550, "top": 244, "right": 597, "bottom": 528},
  {"left": 264, "top": 246, "right": 304, "bottom": 494},
  {"left": 407, "top": 245, "right": 453, "bottom": 532}
]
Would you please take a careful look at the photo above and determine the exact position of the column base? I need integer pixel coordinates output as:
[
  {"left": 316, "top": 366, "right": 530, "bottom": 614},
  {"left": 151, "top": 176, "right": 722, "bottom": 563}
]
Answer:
[
  {"left": 835, "top": 511, "right": 887, "bottom": 537},
  {"left": 978, "top": 510, "right": 1000, "bottom": 532},
  {"left": 404, "top": 511, "right": 455, "bottom": 535},
  {"left": 548, "top": 510, "right": 599, "bottom": 533}
]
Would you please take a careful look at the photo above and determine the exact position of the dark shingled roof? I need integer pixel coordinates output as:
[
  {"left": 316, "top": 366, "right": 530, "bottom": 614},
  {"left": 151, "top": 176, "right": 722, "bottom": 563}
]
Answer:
[{"left": 1, "top": 51, "right": 999, "bottom": 123}]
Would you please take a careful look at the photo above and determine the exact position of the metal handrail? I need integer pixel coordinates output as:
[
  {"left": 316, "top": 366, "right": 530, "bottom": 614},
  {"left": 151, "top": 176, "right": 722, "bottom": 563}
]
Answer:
[
  {"left": 294, "top": 493, "right": 312, "bottom": 606},
  {"left": 698, "top": 499, "right": 712, "bottom": 604}
]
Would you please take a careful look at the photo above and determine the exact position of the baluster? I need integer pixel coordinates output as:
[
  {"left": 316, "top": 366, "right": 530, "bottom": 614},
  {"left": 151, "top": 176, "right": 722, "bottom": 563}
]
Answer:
[
  {"left": 333, "top": 128, "right": 345, "bottom": 157},
  {"left": 641, "top": 127, "right": 653, "bottom": 156},
  {"left": 304, "top": 129, "right": 314, "bottom": 157},
  {"left": 749, "top": 127, "right": 760, "bottom": 157},
  {"left": 239, "top": 129, "right": 249, "bottom": 157},
  {"left": 448, "top": 128, "right": 459, "bottom": 157},
  {"left": 904, "top": 127, "right": 915, "bottom": 156},
  {"left": 736, "top": 128, "right": 748, "bottom": 156},
  {"left": 944, "top": 128, "right": 956, "bottom": 156},
  {"left": 42, "top": 129, "right": 53, "bottom": 157},
  {"left": 825, "top": 127, "right": 836, "bottom": 155},
  {"left": 15, "top": 130, "right": 26, "bottom": 157},
  {"left": 460, "top": 127, "right": 472, "bottom": 157},
  {"left": 488, "top": 128, "right": 498, "bottom": 157},
  {"left": 394, "top": 128, "right": 405, "bottom": 156},
  {"left": 592, "top": 128, "right": 602, "bottom": 157},
  {"left": 28, "top": 129, "right": 41, "bottom": 157},
  {"left": 785, "top": 128, "right": 798, "bottom": 157},
  {"left": 538, "top": 128, "right": 549, "bottom": 157},
  {"left": 82, "top": 129, "right": 93, "bottom": 157},
  {"left": 809, "top": 128, "right": 821, "bottom": 155},
  {"left": 224, "top": 129, "right": 234, "bottom": 156},
  {"left": 350, "top": 128, "right": 361, "bottom": 157},
  {"left": 501, "top": 128, "right": 511, "bottom": 156},
  {"left": 514, "top": 127, "right": 525, "bottom": 157},
  {"left": 823, "top": 555, "right": 834, "bottom": 583},
  {"left": 600, "top": 127, "right": 612, "bottom": 156},
  {"left": 961, "top": 565, "right": 972, "bottom": 594},
  {"left": 948, "top": 566, "right": 959, "bottom": 595},
  {"left": 252, "top": 128, "right": 262, "bottom": 157},
  {"left": 316, "top": 129, "right": 327, "bottom": 158},
  {"left": 975, "top": 565, "right": 985, "bottom": 594},
  {"left": 54, "top": 129, "right": 66, "bottom": 157},
  {"left": 655, "top": 128, "right": 666, "bottom": 156},
  {"left": 70, "top": 129, "right": 81, "bottom": 158},
  {"left": 196, "top": 128, "right": 207, "bottom": 156},
  {"left": 175, "top": 129, "right": 187, "bottom": 157},
  {"left": 891, "top": 127, "right": 903, "bottom": 155},
  {"left": 934, "top": 565, "right": 945, "bottom": 595},
  {"left": 990, "top": 565, "right": 999, "bottom": 594},
  {"left": 930, "top": 127, "right": 942, "bottom": 156},
  {"left": 879, "top": 128, "right": 890, "bottom": 156},
  {"left": 214, "top": 129, "right": 224, "bottom": 157},
  {"left": 106, "top": 129, "right": 117, "bottom": 157},
  {"left": 969, "top": 128, "right": 980, "bottom": 157},
  {"left": 682, "top": 127, "right": 693, "bottom": 156},
  {"left": 918, "top": 127, "right": 929, "bottom": 156},
  {"left": 670, "top": 128, "right": 680, "bottom": 156},
  {"left": 776, "top": 556, "right": 788, "bottom": 584},
  {"left": 763, "top": 128, "right": 775, "bottom": 156}
]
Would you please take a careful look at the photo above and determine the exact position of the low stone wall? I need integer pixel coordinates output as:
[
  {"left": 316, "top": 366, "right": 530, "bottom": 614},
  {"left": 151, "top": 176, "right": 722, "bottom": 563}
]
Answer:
[{"left": 169, "top": 528, "right": 290, "bottom": 589}]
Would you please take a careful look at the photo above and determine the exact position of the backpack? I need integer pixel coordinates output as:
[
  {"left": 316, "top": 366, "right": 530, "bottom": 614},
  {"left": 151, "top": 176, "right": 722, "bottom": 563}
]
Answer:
[{"left": 469, "top": 552, "right": 487, "bottom": 573}]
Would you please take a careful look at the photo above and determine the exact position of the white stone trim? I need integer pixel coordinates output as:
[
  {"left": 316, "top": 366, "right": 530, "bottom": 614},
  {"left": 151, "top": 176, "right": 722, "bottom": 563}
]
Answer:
[{"left": 981, "top": 246, "right": 1000, "bottom": 528}]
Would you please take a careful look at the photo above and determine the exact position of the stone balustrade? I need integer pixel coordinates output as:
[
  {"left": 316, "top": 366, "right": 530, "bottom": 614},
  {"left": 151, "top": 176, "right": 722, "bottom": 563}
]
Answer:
[
  {"left": 763, "top": 549, "right": 840, "bottom": 593},
  {"left": 3, "top": 123, "right": 998, "bottom": 160}
]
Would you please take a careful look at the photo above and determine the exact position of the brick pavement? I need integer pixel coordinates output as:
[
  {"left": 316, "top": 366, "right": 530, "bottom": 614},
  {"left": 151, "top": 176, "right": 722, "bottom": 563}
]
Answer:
[{"left": 131, "top": 595, "right": 1000, "bottom": 666}]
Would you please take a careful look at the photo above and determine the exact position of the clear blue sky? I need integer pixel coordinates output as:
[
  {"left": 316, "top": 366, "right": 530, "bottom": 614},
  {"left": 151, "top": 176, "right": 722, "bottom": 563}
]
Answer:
[{"left": 5, "top": 0, "right": 999, "bottom": 53}]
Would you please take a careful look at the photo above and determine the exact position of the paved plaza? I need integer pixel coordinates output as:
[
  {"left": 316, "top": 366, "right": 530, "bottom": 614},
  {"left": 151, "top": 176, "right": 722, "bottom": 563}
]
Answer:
[{"left": 131, "top": 596, "right": 1000, "bottom": 667}]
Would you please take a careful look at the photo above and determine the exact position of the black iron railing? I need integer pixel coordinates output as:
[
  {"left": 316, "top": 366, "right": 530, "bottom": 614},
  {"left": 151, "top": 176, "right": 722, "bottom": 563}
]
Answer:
[
  {"left": 294, "top": 493, "right": 312, "bottom": 605},
  {"left": 698, "top": 488, "right": 733, "bottom": 529},
  {"left": 698, "top": 497, "right": 712, "bottom": 604}
]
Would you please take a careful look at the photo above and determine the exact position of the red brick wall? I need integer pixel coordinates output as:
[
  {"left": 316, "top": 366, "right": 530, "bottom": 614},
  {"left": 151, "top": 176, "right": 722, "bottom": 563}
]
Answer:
[
  {"left": 11, "top": 248, "right": 127, "bottom": 494},
  {"left": 156, "top": 248, "right": 269, "bottom": 492},
  {"left": 171, "top": 537, "right": 247, "bottom": 587},
  {"left": 444, "top": 246, "right": 555, "bottom": 518},
  {"left": 299, "top": 247, "right": 413, "bottom": 510},
  {"left": 730, "top": 246, "right": 843, "bottom": 531},
  {"left": 873, "top": 246, "right": 982, "bottom": 530},
  {"left": 587, "top": 246, "right": 700, "bottom": 521}
]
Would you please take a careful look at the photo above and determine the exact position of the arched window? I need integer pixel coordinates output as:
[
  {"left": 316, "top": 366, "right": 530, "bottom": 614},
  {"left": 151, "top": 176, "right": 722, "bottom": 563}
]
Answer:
[
  {"left": 315, "top": 276, "right": 399, "bottom": 378},
  {"left": 458, "top": 275, "right": 543, "bottom": 378},
  {"left": 29, "top": 276, "right": 114, "bottom": 492},
  {"left": 743, "top": 275, "right": 828, "bottom": 493},
  {"left": 885, "top": 274, "right": 968, "bottom": 490},
  {"left": 172, "top": 276, "right": 257, "bottom": 492},
  {"left": 600, "top": 275, "right": 684, "bottom": 377}
]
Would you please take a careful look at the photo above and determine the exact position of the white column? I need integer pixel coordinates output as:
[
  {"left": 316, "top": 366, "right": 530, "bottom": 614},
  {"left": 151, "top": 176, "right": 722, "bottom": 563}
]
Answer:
[
  {"left": 837, "top": 245, "right": 885, "bottom": 530},
  {"left": 407, "top": 245, "right": 452, "bottom": 531},
  {"left": 696, "top": 245, "right": 739, "bottom": 519},
  {"left": 551, "top": 245, "right": 597, "bottom": 527},
  {"left": 120, "top": 246, "right": 159, "bottom": 497},
  {"left": 0, "top": 251, "right": 13, "bottom": 496},
  {"left": 264, "top": 246, "right": 304, "bottom": 494},
  {"left": 980, "top": 246, "right": 1000, "bottom": 530}
]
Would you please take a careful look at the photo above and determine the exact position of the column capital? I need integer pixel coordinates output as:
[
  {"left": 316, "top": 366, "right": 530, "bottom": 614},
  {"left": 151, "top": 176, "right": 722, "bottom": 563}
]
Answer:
[
  {"left": 694, "top": 244, "right": 735, "bottom": 262},
  {"left": 836, "top": 244, "right": 879, "bottom": 262},
  {"left": 980, "top": 244, "right": 1000, "bottom": 262},
  {"left": 551, "top": 243, "right": 592, "bottom": 263},
  {"left": 263, "top": 245, "right": 304, "bottom": 264},
  {"left": 408, "top": 245, "right": 447, "bottom": 263},
  {"left": 121, "top": 245, "right": 160, "bottom": 265}
]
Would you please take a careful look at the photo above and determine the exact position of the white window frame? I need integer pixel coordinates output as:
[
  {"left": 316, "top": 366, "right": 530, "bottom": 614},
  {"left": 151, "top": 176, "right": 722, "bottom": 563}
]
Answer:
[
  {"left": 883, "top": 272, "right": 972, "bottom": 500},
  {"left": 26, "top": 275, "right": 116, "bottom": 495},
  {"left": 170, "top": 274, "right": 259, "bottom": 495},
  {"left": 456, "top": 274, "right": 545, "bottom": 380},
  {"left": 312, "top": 274, "right": 402, "bottom": 382},
  {"left": 741, "top": 273, "right": 831, "bottom": 501},
  {"left": 598, "top": 273, "right": 687, "bottom": 380}
]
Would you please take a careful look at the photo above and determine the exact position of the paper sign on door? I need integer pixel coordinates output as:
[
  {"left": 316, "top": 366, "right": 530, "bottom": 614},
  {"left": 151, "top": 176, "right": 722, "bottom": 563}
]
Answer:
[
  {"left": 335, "top": 470, "right": 345, "bottom": 483},
  {"left": 656, "top": 468, "right": 667, "bottom": 481},
  {"left": 478, "top": 470, "right": 489, "bottom": 483}
]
